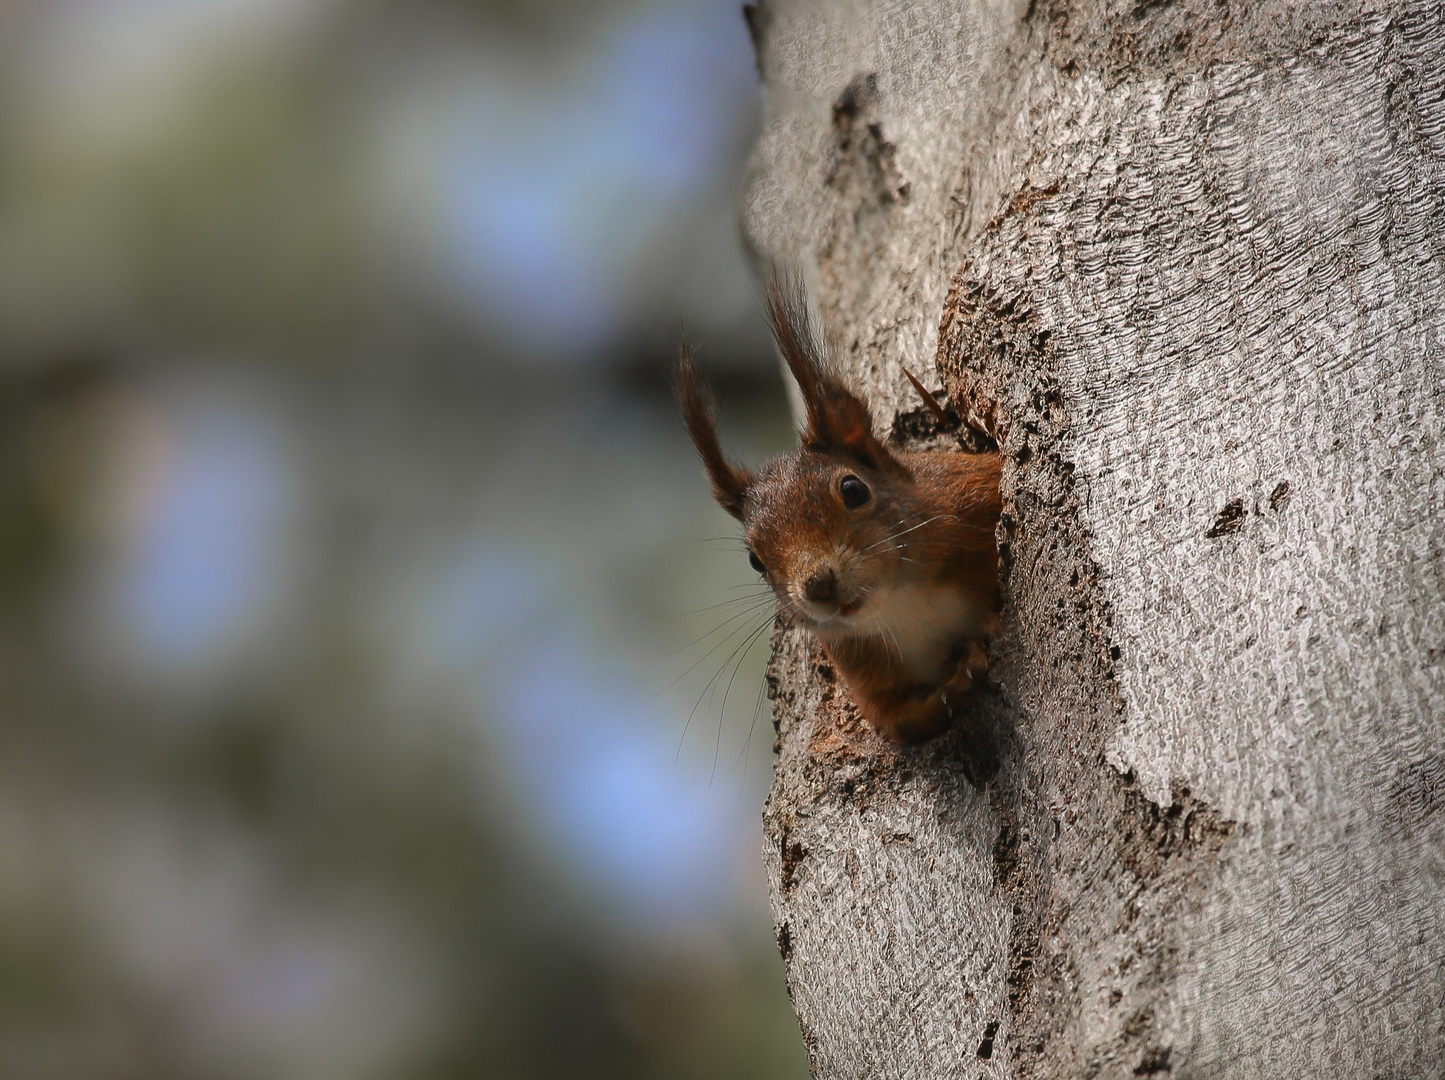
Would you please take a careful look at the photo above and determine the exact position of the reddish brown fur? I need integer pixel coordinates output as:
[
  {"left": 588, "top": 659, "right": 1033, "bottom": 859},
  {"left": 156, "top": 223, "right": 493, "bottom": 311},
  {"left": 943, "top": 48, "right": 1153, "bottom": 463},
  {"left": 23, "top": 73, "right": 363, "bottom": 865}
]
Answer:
[
  {"left": 823, "top": 452, "right": 1000, "bottom": 741},
  {"left": 675, "top": 341, "right": 753, "bottom": 517},
  {"left": 676, "top": 273, "right": 1002, "bottom": 743}
]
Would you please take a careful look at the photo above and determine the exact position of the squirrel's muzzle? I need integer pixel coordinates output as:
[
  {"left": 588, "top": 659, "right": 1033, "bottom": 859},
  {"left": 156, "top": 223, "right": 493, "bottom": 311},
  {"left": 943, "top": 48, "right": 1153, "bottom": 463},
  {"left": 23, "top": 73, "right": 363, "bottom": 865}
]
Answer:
[{"left": 802, "top": 567, "right": 838, "bottom": 605}]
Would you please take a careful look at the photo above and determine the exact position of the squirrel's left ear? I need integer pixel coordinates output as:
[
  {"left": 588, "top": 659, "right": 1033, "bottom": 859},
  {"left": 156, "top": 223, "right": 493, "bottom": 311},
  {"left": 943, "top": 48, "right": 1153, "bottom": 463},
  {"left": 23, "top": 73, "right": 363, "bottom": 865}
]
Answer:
[
  {"left": 675, "top": 342, "right": 753, "bottom": 519},
  {"left": 763, "top": 269, "right": 902, "bottom": 471}
]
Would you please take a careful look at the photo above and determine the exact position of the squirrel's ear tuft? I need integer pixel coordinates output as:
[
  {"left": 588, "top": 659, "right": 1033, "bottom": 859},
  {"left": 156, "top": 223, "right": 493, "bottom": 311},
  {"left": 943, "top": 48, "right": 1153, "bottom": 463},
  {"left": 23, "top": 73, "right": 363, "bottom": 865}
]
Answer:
[
  {"left": 675, "top": 342, "right": 753, "bottom": 519},
  {"left": 764, "top": 268, "right": 901, "bottom": 471}
]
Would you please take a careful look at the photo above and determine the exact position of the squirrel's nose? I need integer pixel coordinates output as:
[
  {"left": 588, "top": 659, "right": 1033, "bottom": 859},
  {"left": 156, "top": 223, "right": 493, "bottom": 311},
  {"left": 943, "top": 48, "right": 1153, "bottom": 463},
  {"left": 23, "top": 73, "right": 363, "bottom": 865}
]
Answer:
[{"left": 803, "top": 568, "right": 838, "bottom": 605}]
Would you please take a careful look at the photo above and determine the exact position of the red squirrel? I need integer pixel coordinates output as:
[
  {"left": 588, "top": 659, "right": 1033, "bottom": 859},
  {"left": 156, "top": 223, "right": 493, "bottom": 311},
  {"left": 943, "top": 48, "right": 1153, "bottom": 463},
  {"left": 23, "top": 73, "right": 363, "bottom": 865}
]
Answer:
[{"left": 676, "top": 273, "right": 1002, "bottom": 744}]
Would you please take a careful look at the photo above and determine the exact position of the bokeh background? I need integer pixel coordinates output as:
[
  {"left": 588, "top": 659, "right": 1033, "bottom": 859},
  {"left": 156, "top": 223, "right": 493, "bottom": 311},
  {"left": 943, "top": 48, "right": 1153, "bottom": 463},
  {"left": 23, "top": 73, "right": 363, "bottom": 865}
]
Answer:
[{"left": 0, "top": 1, "right": 806, "bottom": 1076}]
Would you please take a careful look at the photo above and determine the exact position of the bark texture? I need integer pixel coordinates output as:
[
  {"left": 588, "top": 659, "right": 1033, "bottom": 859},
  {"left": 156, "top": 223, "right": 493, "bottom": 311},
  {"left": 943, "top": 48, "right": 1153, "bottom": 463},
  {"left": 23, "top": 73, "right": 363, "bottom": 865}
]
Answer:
[{"left": 742, "top": 3, "right": 1445, "bottom": 1077}]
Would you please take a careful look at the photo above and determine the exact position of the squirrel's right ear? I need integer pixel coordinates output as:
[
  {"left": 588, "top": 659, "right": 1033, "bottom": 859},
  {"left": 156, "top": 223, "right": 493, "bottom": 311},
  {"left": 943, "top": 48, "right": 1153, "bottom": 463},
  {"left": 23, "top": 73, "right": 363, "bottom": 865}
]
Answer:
[
  {"left": 675, "top": 343, "right": 753, "bottom": 520},
  {"left": 764, "top": 269, "right": 902, "bottom": 472}
]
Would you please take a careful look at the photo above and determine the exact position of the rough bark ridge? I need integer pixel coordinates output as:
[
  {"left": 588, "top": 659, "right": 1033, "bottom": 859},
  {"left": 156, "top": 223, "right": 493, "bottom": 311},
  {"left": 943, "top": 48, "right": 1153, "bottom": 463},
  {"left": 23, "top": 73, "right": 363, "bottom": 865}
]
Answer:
[{"left": 743, "top": 2, "right": 1445, "bottom": 1077}]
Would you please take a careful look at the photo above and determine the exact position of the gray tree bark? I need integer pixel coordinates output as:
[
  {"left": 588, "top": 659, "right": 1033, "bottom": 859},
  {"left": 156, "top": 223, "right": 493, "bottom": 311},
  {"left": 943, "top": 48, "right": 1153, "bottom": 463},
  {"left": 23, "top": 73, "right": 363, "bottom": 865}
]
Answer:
[{"left": 740, "top": 2, "right": 1445, "bottom": 1077}]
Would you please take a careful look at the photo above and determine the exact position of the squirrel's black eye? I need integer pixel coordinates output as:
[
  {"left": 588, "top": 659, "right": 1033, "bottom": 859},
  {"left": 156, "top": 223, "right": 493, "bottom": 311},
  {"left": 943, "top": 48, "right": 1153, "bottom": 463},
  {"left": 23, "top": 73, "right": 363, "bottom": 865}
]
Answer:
[
  {"left": 839, "top": 475, "right": 871, "bottom": 509},
  {"left": 748, "top": 550, "right": 767, "bottom": 575}
]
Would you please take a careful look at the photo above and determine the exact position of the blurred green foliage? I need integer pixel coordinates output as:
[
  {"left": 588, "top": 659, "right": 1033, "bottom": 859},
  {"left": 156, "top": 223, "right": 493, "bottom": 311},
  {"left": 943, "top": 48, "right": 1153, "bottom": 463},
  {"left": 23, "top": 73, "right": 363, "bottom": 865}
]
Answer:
[{"left": 0, "top": 1, "right": 806, "bottom": 1077}]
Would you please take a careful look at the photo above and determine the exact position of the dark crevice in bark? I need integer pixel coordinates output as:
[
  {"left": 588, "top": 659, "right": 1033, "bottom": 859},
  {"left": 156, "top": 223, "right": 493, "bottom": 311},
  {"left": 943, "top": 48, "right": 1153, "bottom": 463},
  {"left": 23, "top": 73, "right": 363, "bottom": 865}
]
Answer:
[
  {"left": 977, "top": 1019, "right": 1001, "bottom": 1059},
  {"left": 889, "top": 395, "right": 999, "bottom": 456},
  {"left": 989, "top": 768, "right": 1045, "bottom": 1021},
  {"left": 1133, "top": 1045, "right": 1173, "bottom": 1075}
]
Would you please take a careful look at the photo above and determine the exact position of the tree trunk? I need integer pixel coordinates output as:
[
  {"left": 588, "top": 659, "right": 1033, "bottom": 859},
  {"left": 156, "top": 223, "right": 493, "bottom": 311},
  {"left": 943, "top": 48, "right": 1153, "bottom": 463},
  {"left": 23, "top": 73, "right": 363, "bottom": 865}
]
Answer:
[{"left": 741, "top": 2, "right": 1445, "bottom": 1076}]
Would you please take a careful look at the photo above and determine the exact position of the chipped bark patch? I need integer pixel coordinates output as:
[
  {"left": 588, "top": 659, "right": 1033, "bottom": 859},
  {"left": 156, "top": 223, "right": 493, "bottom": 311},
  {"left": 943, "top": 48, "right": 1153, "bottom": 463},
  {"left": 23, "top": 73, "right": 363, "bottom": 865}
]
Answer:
[
  {"left": 1114, "top": 782, "right": 1235, "bottom": 883},
  {"left": 780, "top": 835, "right": 807, "bottom": 893},
  {"left": 936, "top": 269, "right": 1058, "bottom": 444},
  {"left": 1205, "top": 498, "right": 1247, "bottom": 538},
  {"left": 804, "top": 671, "right": 878, "bottom": 767},
  {"left": 819, "top": 71, "right": 910, "bottom": 295},
  {"left": 827, "top": 73, "right": 908, "bottom": 207}
]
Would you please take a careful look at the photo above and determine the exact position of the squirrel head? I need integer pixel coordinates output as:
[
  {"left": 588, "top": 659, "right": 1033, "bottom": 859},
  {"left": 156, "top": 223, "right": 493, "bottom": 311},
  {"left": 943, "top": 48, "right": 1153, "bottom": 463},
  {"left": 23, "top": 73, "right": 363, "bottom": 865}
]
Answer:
[{"left": 677, "top": 272, "right": 946, "bottom": 636}]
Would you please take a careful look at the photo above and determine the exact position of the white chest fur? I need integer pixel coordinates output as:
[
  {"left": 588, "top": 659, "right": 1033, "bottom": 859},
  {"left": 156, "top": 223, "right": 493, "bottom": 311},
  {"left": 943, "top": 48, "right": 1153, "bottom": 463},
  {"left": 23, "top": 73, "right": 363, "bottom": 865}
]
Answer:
[{"left": 816, "top": 581, "right": 985, "bottom": 684}]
